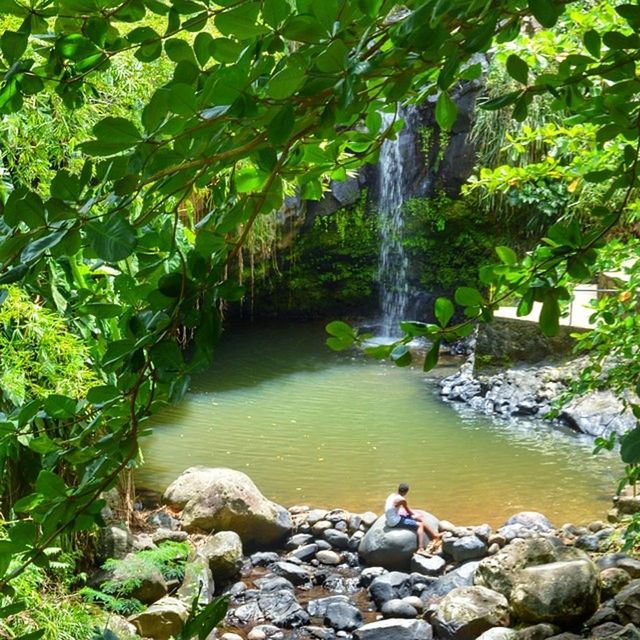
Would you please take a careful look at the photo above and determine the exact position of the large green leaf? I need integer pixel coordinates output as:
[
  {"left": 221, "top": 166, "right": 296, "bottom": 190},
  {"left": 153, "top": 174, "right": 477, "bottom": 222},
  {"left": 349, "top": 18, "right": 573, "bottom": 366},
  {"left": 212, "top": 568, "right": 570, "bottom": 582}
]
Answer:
[
  {"left": 215, "top": 3, "right": 268, "bottom": 39},
  {"left": 86, "top": 215, "right": 137, "bottom": 262},
  {"left": 435, "top": 92, "right": 458, "bottom": 131}
]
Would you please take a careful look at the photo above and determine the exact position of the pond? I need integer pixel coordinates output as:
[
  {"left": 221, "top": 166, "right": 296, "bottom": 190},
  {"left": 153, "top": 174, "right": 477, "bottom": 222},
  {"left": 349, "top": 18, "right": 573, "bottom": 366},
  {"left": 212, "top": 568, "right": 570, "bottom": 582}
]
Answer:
[{"left": 138, "top": 322, "right": 619, "bottom": 527}]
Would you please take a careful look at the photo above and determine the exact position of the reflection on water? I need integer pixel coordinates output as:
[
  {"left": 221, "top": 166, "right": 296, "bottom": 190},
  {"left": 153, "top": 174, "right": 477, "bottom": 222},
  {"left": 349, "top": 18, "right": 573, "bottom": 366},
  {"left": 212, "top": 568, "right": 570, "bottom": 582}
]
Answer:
[{"left": 138, "top": 322, "right": 620, "bottom": 526}]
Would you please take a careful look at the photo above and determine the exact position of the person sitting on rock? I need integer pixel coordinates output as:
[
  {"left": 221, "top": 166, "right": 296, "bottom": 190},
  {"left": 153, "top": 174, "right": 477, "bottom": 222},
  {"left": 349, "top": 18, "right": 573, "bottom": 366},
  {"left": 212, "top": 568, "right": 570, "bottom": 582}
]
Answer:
[{"left": 384, "top": 483, "right": 442, "bottom": 555}]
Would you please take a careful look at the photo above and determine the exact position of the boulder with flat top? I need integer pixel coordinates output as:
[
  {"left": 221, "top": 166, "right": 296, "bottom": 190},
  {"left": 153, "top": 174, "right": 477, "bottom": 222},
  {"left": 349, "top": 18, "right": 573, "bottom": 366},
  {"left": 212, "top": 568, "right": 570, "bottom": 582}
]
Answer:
[
  {"left": 359, "top": 514, "right": 440, "bottom": 571},
  {"left": 163, "top": 467, "right": 292, "bottom": 547}
]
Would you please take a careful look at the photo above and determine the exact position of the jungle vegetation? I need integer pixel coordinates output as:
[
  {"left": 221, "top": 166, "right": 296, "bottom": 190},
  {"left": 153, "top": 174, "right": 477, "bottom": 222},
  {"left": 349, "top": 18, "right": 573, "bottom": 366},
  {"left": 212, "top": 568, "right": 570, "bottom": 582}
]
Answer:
[{"left": 0, "top": 0, "right": 640, "bottom": 636}]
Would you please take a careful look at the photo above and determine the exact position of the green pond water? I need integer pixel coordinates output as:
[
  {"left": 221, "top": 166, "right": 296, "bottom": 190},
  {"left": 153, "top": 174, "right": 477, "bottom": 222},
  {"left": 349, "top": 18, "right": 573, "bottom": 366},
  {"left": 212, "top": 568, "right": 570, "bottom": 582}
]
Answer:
[{"left": 138, "top": 322, "right": 619, "bottom": 527}]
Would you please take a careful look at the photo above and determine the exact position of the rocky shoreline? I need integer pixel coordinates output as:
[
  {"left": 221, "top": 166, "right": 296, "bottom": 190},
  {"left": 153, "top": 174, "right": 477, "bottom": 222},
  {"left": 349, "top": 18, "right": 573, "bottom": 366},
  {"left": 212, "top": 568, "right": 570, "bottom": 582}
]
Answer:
[
  {"left": 438, "top": 357, "right": 635, "bottom": 439},
  {"left": 94, "top": 467, "right": 640, "bottom": 640}
]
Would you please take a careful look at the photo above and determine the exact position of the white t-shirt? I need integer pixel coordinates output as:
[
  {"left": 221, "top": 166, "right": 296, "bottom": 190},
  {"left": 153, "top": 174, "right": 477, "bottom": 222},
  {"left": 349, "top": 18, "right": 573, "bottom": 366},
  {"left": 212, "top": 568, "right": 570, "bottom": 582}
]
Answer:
[{"left": 384, "top": 492, "right": 403, "bottom": 527}]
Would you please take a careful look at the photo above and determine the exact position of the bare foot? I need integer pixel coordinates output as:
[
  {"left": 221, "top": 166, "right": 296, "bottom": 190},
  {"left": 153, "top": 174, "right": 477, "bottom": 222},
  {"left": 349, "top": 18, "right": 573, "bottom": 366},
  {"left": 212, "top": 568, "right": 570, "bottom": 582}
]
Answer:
[{"left": 416, "top": 548, "right": 432, "bottom": 557}]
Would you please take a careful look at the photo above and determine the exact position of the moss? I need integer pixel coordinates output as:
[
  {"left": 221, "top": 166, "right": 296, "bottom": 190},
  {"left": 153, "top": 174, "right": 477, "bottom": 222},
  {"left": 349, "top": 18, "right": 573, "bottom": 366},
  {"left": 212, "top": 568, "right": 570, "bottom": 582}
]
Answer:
[{"left": 250, "top": 189, "right": 379, "bottom": 318}]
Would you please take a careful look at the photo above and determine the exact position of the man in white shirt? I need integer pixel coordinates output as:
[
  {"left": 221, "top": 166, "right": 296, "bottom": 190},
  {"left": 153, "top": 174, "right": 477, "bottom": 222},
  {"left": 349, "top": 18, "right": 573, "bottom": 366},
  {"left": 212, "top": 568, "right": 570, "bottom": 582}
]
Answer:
[{"left": 384, "top": 483, "right": 441, "bottom": 555}]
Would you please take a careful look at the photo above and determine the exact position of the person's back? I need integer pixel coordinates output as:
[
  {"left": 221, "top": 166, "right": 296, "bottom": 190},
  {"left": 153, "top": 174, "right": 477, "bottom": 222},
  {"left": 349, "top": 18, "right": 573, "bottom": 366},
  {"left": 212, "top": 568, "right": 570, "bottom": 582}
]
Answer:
[{"left": 384, "top": 492, "right": 402, "bottom": 526}]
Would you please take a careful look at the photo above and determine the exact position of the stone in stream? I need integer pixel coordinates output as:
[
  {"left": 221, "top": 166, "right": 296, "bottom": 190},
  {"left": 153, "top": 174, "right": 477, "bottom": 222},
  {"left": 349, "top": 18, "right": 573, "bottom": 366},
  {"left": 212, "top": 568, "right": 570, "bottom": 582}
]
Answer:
[
  {"left": 247, "top": 624, "right": 285, "bottom": 640},
  {"left": 231, "top": 589, "right": 310, "bottom": 628},
  {"left": 359, "top": 514, "right": 440, "bottom": 570},
  {"left": 286, "top": 533, "right": 314, "bottom": 550},
  {"left": 476, "top": 629, "right": 517, "bottom": 640},
  {"left": 411, "top": 554, "right": 446, "bottom": 576},
  {"left": 353, "top": 618, "right": 433, "bottom": 640},
  {"left": 128, "top": 596, "right": 189, "bottom": 640},
  {"left": 254, "top": 576, "right": 295, "bottom": 592},
  {"left": 421, "top": 561, "right": 479, "bottom": 603},
  {"left": 360, "top": 566, "right": 387, "bottom": 587},
  {"left": 617, "top": 558, "right": 640, "bottom": 579},
  {"left": 510, "top": 559, "right": 599, "bottom": 625},
  {"left": 368, "top": 571, "right": 412, "bottom": 608},
  {"left": 431, "top": 585, "right": 510, "bottom": 640},
  {"left": 316, "top": 550, "right": 341, "bottom": 566},
  {"left": 251, "top": 551, "right": 280, "bottom": 567},
  {"left": 323, "top": 601, "right": 363, "bottom": 631},
  {"left": 307, "top": 595, "right": 350, "bottom": 618},
  {"left": 381, "top": 598, "right": 418, "bottom": 618},
  {"left": 601, "top": 568, "right": 633, "bottom": 600},
  {"left": 290, "top": 543, "right": 319, "bottom": 562},
  {"left": 324, "top": 528, "right": 350, "bottom": 550},
  {"left": 614, "top": 580, "right": 640, "bottom": 625},
  {"left": 270, "top": 560, "right": 313, "bottom": 585},
  {"left": 163, "top": 467, "right": 292, "bottom": 547}
]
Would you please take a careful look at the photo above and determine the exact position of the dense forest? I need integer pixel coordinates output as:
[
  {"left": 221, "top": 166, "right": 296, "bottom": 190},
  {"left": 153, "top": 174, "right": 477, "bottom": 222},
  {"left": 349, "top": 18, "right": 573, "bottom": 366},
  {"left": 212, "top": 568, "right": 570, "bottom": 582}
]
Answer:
[{"left": 1, "top": 0, "right": 640, "bottom": 637}]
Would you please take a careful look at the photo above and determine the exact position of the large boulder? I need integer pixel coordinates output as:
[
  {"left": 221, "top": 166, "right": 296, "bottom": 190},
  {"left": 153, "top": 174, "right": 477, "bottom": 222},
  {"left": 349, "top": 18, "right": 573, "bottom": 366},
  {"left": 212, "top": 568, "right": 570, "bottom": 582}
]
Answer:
[
  {"left": 614, "top": 579, "right": 640, "bottom": 625},
  {"left": 200, "top": 531, "right": 243, "bottom": 582},
  {"left": 359, "top": 514, "right": 439, "bottom": 570},
  {"left": 431, "top": 586, "right": 510, "bottom": 640},
  {"left": 354, "top": 618, "right": 433, "bottom": 640},
  {"left": 231, "top": 589, "right": 310, "bottom": 628},
  {"left": 96, "top": 525, "right": 134, "bottom": 562},
  {"left": 129, "top": 597, "right": 189, "bottom": 640},
  {"left": 510, "top": 559, "right": 599, "bottom": 625},
  {"left": 369, "top": 571, "right": 412, "bottom": 608},
  {"left": 474, "top": 539, "right": 586, "bottom": 598},
  {"left": 163, "top": 467, "right": 292, "bottom": 547},
  {"left": 421, "top": 561, "right": 479, "bottom": 603},
  {"left": 108, "top": 554, "right": 168, "bottom": 605}
]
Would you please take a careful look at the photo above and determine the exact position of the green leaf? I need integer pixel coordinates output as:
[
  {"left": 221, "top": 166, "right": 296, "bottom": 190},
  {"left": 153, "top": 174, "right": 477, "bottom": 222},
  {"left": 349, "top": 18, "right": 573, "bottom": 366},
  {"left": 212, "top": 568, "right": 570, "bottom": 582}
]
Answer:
[
  {"left": 481, "top": 91, "right": 522, "bottom": 111},
  {"left": 82, "top": 117, "right": 142, "bottom": 156},
  {"left": 326, "top": 336, "right": 353, "bottom": 351},
  {"left": 621, "top": 428, "right": 640, "bottom": 464},
  {"left": 1, "top": 30, "right": 28, "bottom": 64},
  {"left": 434, "top": 297, "right": 454, "bottom": 327},
  {"left": 454, "top": 287, "right": 483, "bottom": 307},
  {"left": 583, "top": 29, "right": 601, "bottom": 58},
  {"left": 435, "top": 92, "right": 458, "bottom": 132},
  {"left": 423, "top": 340, "right": 441, "bottom": 372},
  {"left": 87, "top": 385, "right": 121, "bottom": 404},
  {"left": 267, "top": 66, "right": 306, "bottom": 100},
  {"left": 391, "top": 345, "right": 412, "bottom": 367},
  {"left": 28, "top": 436, "right": 58, "bottom": 454},
  {"left": 44, "top": 394, "right": 77, "bottom": 419},
  {"left": 267, "top": 105, "right": 295, "bottom": 144},
  {"left": 326, "top": 320, "right": 354, "bottom": 339},
  {"left": 86, "top": 215, "right": 137, "bottom": 262},
  {"left": 506, "top": 54, "right": 529, "bottom": 85},
  {"left": 495, "top": 245, "right": 517, "bottom": 266},
  {"left": 263, "top": 0, "right": 290, "bottom": 27},
  {"left": 215, "top": 3, "right": 268, "bottom": 39},
  {"left": 527, "top": 0, "right": 560, "bottom": 27},
  {"left": 36, "top": 470, "right": 67, "bottom": 498},
  {"left": 539, "top": 292, "right": 560, "bottom": 337}
]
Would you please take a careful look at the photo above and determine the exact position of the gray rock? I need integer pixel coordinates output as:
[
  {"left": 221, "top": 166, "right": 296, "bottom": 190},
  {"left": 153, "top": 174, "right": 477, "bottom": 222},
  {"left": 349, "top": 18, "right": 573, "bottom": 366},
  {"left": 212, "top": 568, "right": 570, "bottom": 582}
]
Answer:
[
  {"left": 146, "top": 511, "right": 180, "bottom": 531},
  {"left": 248, "top": 624, "right": 284, "bottom": 639},
  {"left": 97, "top": 525, "right": 134, "bottom": 562},
  {"left": 618, "top": 559, "right": 640, "bottom": 579},
  {"left": 516, "top": 623, "right": 560, "bottom": 640},
  {"left": 360, "top": 566, "right": 387, "bottom": 587},
  {"left": 254, "top": 576, "right": 295, "bottom": 592},
  {"left": 421, "top": 561, "right": 479, "bottom": 603},
  {"left": 200, "top": 531, "right": 243, "bottom": 582},
  {"left": 306, "top": 509, "right": 329, "bottom": 525},
  {"left": 286, "top": 534, "right": 314, "bottom": 550},
  {"left": 601, "top": 568, "right": 632, "bottom": 600},
  {"left": 575, "top": 534, "right": 600, "bottom": 552},
  {"left": 561, "top": 392, "right": 635, "bottom": 438},
  {"left": 324, "top": 529, "right": 350, "bottom": 550},
  {"left": 615, "top": 580, "right": 640, "bottom": 624},
  {"left": 361, "top": 512, "right": 378, "bottom": 528},
  {"left": 163, "top": 467, "right": 292, "bottom": 546},
  {"left": 411, "top": 554, "right": 446, "bottom": 576},
  {"left": 177, "top": 552, "right": 215, "bottom": 605},
  {"left": 251, "top": 552, "right": 280, "bottom": 567},
  {"left": 307, "top": 595, "right": 350, "bottom": 618},
  {"left": 503, "top": 512, "right": 553, "bottom": 532},
  {"left": 359, "top": 514, "right": 439, "bottom": 570},
  {"left": 381, "top": 598, "right": 418, "bottom": 618},
  {"left": 128, "top": 596, "right": 189, "bottom": 640},
  {"left": 132, "top": 533, "right": 156, "bottom": 552},
  {"left": 301, "top": 626, "right": 336, "bottom": 640},
  {"left": 585, "top": 605, "right": 620, "bottom": 628},
  {"left": 431, "top": 586, "right": 510, "bottom": 640},
  {"left": 290, "top": 543, "right": 318, "bottom": 562},
  {"left": 476, "top": 629, "right": 517, "bottom": 640},
  {"left": 109, "top": 554, "right": 168, "bottom": 604},
  {"left": 369, "top": 571, "right": 412, "bottom": 608},
  {"left": 270, "top": 561, "right": 312, "bottom": 586},
  {"left": 232, "top": 589, "right": 310, "bottom": 628},
  {"left": 312, "top": 520, "right": 333, "bottom": 537},
  {"left": 317, "top": 550, "right": 341, "bottom": 566},
  {"left": 354, "top": 618, "right": 433, "bottom": 640},
  {"left": 324, "top": 602, "right": 363, "bottom": 631},
  {"left": 443, "top": 535, "right": 488, "bottom": 562},
  {"left": 103, "top": 614, "right": 137, "bottom": 639},
  {"left": 152, "top": 528, "right": 188, "bottom": 545},
  {"left": 511, "top": 559, "right": 599, "bottom": 625}
]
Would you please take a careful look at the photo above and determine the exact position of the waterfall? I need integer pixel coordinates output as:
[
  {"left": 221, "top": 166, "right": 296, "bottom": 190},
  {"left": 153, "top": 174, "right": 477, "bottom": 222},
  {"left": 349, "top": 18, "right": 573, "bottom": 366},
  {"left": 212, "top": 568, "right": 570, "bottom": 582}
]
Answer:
[{"left": 376, "top": 105, "right": 419, "bottom": 337}]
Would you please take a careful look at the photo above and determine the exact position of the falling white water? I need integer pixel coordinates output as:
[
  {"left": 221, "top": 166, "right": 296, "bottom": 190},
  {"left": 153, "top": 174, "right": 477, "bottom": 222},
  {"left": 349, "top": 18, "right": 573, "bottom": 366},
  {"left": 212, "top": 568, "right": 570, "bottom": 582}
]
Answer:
[{"left": 376, "top": 105, "right": 418, "bottom": 337}]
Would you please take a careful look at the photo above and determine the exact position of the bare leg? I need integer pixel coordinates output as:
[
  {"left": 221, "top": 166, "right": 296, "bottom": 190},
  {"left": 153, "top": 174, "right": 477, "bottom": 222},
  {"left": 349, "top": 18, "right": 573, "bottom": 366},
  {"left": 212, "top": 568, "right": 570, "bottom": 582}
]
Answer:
[
  {"left": 414, "top": 514, "right": 442, "bottom": 540},
  {"left": 416, "top": 522, "right": 426, "bottom": 551}
]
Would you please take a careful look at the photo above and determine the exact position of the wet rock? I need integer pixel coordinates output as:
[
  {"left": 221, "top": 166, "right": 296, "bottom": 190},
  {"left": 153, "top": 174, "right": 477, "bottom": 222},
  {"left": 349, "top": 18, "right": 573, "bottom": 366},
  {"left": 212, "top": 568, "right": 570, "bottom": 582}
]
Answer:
[
  {"left": 251, "top": 551, "right": 280, "bottom": 567},
  {"left": 270, "top": 561, "right": 312, "bottom": 586},
  {"left": 369, "top": 571, "right": 412, "bottom": 608},
  {"left": 359, "top": 514, "right": 439, "bottom": 570},
  {"left": 361, "top": 512, "right": 378, "bottom": 528},
  {"left": 585, "top": 604, "right": 619, "bottom": 628},
  {"left": 290, "top": 543, "right": 318, "bottom": 562},
  {"left": 247, "top": 624, "right": 284, "bottom": 640},
  {"left": 561, "top": 392, "right": 635, "bottom": 438},
  {"left": 163, "top": 467, "right": 292, "bottom": 546},
  {"left": 381, "top": 598, "right": 418, "bottom": 618},
  {"left": 307, "top": 595, "right": 350, "bottom": 618},
  {"left": 360, "top": 566, "right": 387, "bottom": 587},
  {"left": 300, "top": 626, "right": 336, "bottom": 640},
  {"left": 503, "top": 512, "right": 553, "bottom": 532},
  {"left": 510, "top": 559, "right": 599, "bottom": 625},
  {"left": 286, "top": 534, "right": 314, "bottom": 550},
  {"left": 201, "top": 530, "right": 243, "bottom": 582},
  {"left": 431, "top": 585, "right": 510, "bottom": 640},
  {"left": 232, "top": 589, "right": 310, "bottom": 628},
  {"left": 324, "top": 601, "right": 363, "bottom": 631},
  {"left": 221, "top": 633, "right": 244, "bottom": 640},
  {"left": 312, "top": 521, "right": 333, "bottom": 537},
  {"left": 129, "top": 596, "right": 189, "bottom": 640},
  {"left": 618, "top": 559, "right": 640, "bottom": 579},
  {"left": 254, "top": 576, "right": 294, "bottom": 592},
  {"left": 307, "top": 509, "right": 329, "bottom": 525},
  {"left": 353, "top": 618, "right": 433, "bottom": 640},
  {"left": 575, "top": 534, "right": 600, "bottom": 552}
]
